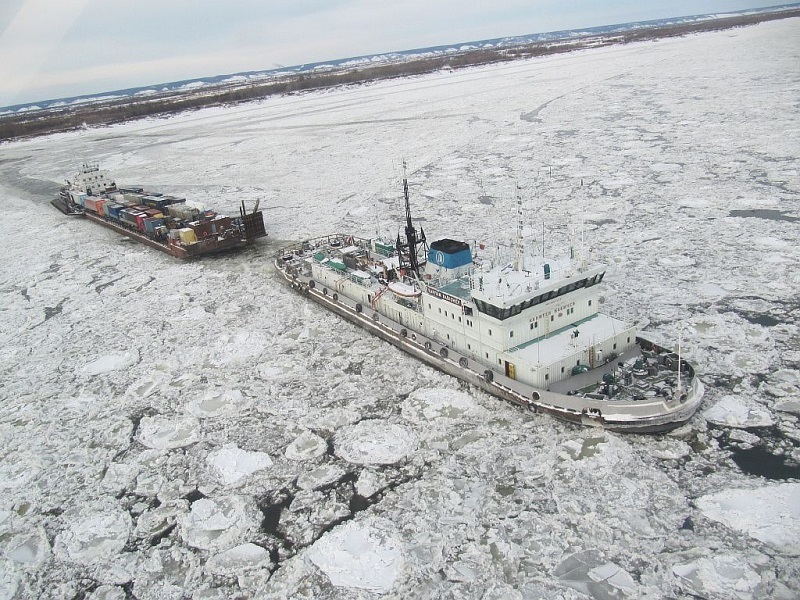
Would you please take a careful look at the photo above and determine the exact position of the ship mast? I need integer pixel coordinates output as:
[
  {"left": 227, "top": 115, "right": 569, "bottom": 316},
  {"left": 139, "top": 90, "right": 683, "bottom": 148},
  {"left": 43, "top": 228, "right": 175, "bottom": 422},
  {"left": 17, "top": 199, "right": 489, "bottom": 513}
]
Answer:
[
  {"left": 513, "top": 183, "right": 523, "bottom": 271},
  {"left": 395, "top": 161, "right": 427, "bottom": 278}
]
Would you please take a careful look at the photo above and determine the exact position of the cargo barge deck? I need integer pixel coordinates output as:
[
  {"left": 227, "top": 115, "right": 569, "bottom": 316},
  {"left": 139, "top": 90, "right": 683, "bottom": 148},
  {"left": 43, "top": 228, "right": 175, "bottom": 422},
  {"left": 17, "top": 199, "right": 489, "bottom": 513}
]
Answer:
[{"left": 54, "top": 163, "right": 266, "bottom": 259}]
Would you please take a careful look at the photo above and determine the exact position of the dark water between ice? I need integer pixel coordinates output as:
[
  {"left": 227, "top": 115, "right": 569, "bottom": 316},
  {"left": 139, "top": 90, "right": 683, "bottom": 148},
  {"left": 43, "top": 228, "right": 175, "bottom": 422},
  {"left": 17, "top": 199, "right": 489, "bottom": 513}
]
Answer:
[
  {"left": 729, "top": 209, "right": 799, "bottom": 222},
  {"left": 718, "top": 428, "right": 800, "bottom": 480}
]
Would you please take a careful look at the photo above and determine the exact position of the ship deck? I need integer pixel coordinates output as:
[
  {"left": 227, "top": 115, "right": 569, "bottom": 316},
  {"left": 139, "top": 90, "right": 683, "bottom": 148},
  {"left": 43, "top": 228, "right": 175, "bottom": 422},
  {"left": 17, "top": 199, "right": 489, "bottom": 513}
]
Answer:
[{"left": 508, "top": 313, "right": 634, "bottom": 367}]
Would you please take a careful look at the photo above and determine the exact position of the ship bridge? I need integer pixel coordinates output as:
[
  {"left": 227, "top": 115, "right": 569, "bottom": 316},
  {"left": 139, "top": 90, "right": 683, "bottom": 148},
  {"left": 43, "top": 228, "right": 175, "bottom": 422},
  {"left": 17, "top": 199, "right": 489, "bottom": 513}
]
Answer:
[{"left": 467, "top": 255, "right": 605, "bottom": 321}]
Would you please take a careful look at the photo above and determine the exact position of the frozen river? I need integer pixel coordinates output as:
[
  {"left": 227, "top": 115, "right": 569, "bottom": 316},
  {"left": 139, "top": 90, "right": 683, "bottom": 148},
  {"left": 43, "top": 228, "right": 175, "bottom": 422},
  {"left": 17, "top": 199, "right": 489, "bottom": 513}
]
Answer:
[{"left": 1, "top": 18, "right": 799, "bottom": 600}]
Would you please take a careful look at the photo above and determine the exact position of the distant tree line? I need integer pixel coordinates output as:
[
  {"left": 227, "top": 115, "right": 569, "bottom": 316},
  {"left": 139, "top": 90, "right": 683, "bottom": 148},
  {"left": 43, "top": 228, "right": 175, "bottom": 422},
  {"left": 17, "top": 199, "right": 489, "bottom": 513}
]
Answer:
[{"left": 1, "top": 9, "right": 797, "bottom": 142}]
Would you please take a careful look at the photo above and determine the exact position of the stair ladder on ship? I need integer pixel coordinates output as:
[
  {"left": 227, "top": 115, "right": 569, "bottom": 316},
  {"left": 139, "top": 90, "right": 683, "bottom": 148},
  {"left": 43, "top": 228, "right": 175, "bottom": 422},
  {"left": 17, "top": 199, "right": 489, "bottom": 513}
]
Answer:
[
  {"left": 371, "top": 285, "right": 390, "bottom": 310},
  {"left": 335, "top": 275, "right": 349, "bottom": 293}
]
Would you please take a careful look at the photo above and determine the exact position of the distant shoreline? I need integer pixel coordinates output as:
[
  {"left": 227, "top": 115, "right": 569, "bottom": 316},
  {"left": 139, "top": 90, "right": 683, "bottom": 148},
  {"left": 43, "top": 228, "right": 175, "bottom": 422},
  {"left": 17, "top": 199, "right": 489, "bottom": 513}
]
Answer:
[{"left": 2, "top": 8, "right": 798, "bottom": 142}]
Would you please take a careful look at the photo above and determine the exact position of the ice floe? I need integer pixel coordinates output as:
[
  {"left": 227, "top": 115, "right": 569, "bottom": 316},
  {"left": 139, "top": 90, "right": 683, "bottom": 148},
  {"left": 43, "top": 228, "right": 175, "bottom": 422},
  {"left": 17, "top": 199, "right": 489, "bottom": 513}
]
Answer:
[
  {"left": 54, "top": 510, "right": 131, "bottom": 565},
  {"left": 306, "top": 519, "right": 404, "bottom": 594},
  {"left": 137, "top": 414, "right": 201, "bottom": 449},
  {"left": 703, "top": 394, "right": 774, "bottom": 428},
  {"left": 207, "top": 444, "right": 273, "bottom": 486},
  {"left": 696, "top": 482, "right": 800, "bottom": 554},
  {"left": 205, "top": 542, "right": 272, "bottom": 576},
  {"left": 187, "top": 389, "right": 249, "bottom": 418},
  {"left": 297, "top": 463, "right": 347, "bottom": 490},
  {"left": 79, "top": 352, "right": 139, "bottom": 376},
  {"left": 673, "top": 555, "right": 761, "bottom": 599},
  {"left": 401, "top": 387, "right": 489, "bottom": 424},
  {"left": 284, "top": 431, "right": 328, "bottom": 461},
  {"left": 178, "top": 495, "right": 259, "bottom": 551},
  {"left": 335, "top": 420, "right": 418, "bottom": 465}
]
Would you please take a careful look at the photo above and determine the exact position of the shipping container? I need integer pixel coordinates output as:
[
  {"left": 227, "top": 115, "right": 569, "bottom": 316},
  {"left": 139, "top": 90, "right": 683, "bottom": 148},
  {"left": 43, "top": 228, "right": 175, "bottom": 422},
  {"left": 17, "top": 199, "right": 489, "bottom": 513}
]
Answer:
[
  {"left": 123, "top": 193, "right": 143, "bottom": 205},
  {"left": 120, "top": 208, "right": 144, "bottom": 226},
  {"left": 70, "top": 190, "right": 87, "bottom": 206},
  {"left": 84, "top": 197, "right": 98, "bottom": 212},
  {"left": 143, "top": 217, "right": 165, "bottom": 234},
  {"left": 143, "top": 208, "right": 164, "bottom": 219},
  {"left": 190, "top": 220, "right": 213, "bottom": 238},
  {"left": 178, "top": 228, "right": 198, "bottom": 244},
  {"left": 135, "top": 214, "right": 147, "bottom": 232},
  {"left": 107, "top": 203, "right": 125, "bottom": 220},
  {"left": 167, "top": 204, "right": 200, "bottom": 221}
]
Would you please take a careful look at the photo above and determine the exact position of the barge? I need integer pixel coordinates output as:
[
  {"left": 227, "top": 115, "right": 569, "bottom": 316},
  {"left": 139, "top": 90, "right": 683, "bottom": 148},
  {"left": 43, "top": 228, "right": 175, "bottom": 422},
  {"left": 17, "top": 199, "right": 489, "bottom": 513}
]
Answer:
[
  {"left": 276, "top": 172, "right": 703, "bottom": 433},
  {"left": 52, "top": 164, "right": 266, "bottom": 258}
]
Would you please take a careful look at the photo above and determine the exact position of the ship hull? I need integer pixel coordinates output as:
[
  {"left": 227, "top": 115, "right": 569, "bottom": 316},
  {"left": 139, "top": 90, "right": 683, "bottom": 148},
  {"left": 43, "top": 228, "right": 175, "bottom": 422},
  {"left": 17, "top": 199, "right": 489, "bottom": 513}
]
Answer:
[
  {"left": 83, "top": 211, "right": 248, "bottom": 259},
  {"left": 276, "top": 246, "right": 704, "bottom": 434}
]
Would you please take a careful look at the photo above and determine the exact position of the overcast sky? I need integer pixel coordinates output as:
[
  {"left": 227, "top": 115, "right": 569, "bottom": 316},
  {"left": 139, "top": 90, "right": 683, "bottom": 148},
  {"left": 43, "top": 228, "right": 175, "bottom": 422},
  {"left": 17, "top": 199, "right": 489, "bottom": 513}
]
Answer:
[{"left": 0, "top": 0, "right": 789, "bottom": 107}]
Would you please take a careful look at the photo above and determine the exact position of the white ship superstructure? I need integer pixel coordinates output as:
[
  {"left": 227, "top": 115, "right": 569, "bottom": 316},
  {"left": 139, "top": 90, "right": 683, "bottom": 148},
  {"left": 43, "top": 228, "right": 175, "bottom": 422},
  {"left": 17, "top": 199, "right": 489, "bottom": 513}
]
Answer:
[
  {"left": 67, "top": 163, "right": 117, "bottom": 196},
  {"left": 309, "top": 236, "right": 637, "bottom": 391}
]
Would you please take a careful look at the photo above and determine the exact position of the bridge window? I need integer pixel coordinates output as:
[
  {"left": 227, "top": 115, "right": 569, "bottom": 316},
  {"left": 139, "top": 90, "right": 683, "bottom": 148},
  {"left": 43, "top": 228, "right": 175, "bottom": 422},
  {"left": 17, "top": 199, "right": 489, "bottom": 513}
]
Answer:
[{"left": 509, "top": 331, "right": 514, "bottom": 338}]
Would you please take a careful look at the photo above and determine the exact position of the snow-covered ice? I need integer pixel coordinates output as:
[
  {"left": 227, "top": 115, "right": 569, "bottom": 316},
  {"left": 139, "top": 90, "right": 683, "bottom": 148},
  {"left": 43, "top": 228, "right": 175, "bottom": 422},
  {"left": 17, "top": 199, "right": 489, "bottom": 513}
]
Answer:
[
  {"left": 306, "top": 519, "right": 404, "bottom": 593},
  {"left": 137, "top": 414, "right": 201, "bottom": 450},
  {"left": 0, "top": 16, "right": 799, "bottom": 598},
  {"left": 207, "top": 444, "right": 273, "bottom": 486},
  {"left": 178, "top": 496, "right": 259, "bottom": 551},
  {"left": 54, "top": 509, "right": 131, "bottom": 565},
  {"left": 335, "top": 420, "right": 418, "bottom": 465},
  {"left": 284, "top": 431, "right": 328, "bottom": 461},
  {"left": 696, "top": 483, "right": 800, "bottom": 555},
  {"left": 704, "top": 394, "right": 775, "bottom": 428}
]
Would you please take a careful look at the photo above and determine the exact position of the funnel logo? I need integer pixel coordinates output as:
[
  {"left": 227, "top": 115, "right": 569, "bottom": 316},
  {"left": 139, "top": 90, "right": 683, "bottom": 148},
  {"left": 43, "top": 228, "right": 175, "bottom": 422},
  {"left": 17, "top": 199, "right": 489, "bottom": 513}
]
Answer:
[{"left": 435, "top": 251, "right": 445, "bottom": 265}]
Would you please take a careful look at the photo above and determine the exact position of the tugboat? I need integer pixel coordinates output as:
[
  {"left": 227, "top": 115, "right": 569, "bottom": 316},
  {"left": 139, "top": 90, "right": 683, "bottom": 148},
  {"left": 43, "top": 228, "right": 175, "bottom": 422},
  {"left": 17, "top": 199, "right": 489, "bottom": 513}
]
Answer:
[
  {"left": 53, "top": 163, "right": 266, "bottom": 259},
  {"left": 276, "top": 168, "right": 703, "bottom": 433}
]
